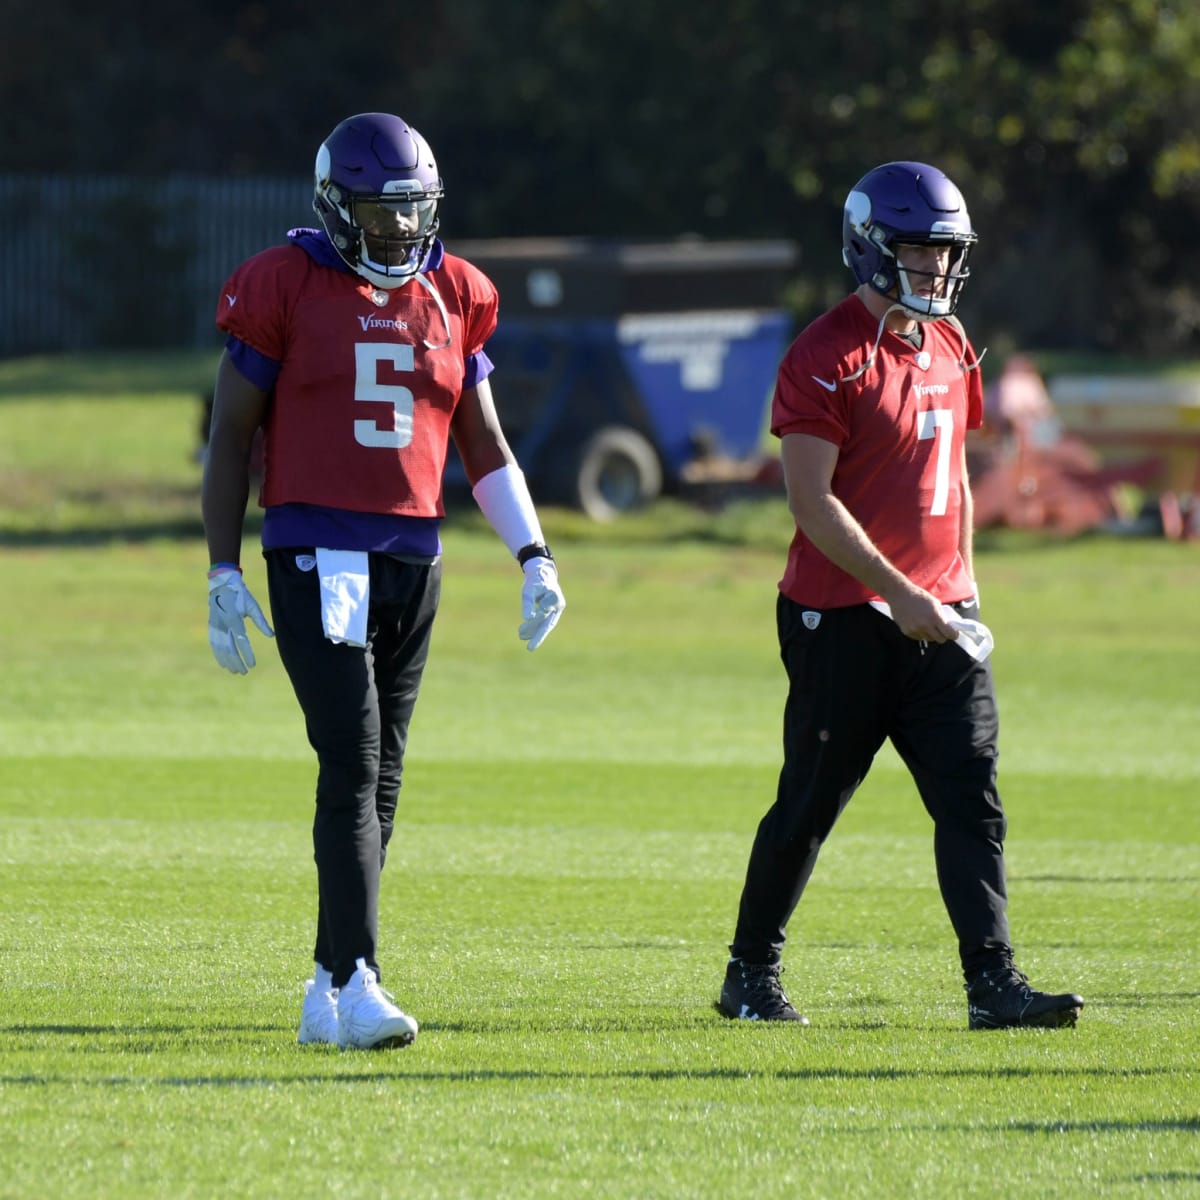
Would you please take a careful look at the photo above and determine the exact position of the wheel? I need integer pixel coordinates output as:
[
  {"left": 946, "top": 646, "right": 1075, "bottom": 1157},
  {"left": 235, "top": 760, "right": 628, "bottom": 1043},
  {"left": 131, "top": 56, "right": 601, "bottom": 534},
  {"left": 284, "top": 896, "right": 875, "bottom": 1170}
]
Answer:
[{"left": 572, "top": 426, "right": 663, "bottom": 521}]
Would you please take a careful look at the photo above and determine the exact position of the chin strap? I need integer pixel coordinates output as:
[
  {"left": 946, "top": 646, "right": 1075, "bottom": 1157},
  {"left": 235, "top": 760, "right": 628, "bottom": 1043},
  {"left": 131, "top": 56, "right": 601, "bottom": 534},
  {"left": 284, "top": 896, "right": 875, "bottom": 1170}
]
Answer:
[
  {"left": 839, "top": 304, "right": 900, "bottom": 384},
  {"left": 412, "top": 271, "right": 452, "bottom": 350},
  {"left": 841, "top": 304, "right": 986, "bottom": 384},
  {"left": 356, "top": 237, "right": 452, "bottom": 351},
  {"left": 942, "top": 313, "right": 987, "bottom": 373},
  {"left": 368, "top": 267, "right": 452, "bottom": 351}
]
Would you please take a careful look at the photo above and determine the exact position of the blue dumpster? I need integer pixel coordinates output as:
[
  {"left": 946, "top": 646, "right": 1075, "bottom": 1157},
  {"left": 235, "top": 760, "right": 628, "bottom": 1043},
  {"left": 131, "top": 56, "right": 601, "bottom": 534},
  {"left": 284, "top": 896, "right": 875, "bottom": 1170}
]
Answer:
[{"left": 448, "top": 237, "right": 798, "bottom": 520}]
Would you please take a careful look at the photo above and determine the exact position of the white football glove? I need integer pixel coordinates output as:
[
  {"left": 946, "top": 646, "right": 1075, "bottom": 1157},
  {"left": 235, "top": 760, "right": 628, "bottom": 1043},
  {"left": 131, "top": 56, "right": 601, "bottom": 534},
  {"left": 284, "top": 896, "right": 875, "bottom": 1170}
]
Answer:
[
  {"left": 208, "top": 568, "right": 274, "bottom": 674},
  {"left": 519, "top": 557, "right": 565, "bottom": 651}
]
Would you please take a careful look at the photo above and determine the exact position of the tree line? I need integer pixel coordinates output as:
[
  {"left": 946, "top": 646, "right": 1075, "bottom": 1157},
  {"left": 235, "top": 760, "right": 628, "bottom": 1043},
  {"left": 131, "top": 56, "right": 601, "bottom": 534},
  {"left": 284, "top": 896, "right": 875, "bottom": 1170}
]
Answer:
[{"left": 4, "top": 0, "right": 1199, "bottom": 356}]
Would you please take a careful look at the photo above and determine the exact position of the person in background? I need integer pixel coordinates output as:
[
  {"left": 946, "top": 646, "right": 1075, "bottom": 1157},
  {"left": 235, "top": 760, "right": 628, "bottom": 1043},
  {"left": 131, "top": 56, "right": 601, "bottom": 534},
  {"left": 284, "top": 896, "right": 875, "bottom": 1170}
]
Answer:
[
  {"left": 718, "top": 160, "right": 1083, "bottom": 1030},
  {"left": 202, "top": 112, "right": 565, "bottom": 1050}
]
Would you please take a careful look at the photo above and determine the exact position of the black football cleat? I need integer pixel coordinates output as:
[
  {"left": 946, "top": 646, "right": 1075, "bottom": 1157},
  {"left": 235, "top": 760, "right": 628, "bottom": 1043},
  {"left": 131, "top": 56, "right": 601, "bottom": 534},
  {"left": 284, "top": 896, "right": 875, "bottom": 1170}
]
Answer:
[
  {"left": 966, "top": 963, "right": 1084, "bottom": 1030},
  {"left": 718, "top": 959, "right": 809, "bottom": 1024}
]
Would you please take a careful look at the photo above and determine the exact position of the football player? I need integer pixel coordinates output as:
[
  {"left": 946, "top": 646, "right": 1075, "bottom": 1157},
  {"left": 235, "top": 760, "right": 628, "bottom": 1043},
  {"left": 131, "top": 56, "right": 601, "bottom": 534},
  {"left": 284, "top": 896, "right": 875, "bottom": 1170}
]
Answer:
[
  {"left": 202, "top": 113, "right": 565, "bottom": 1049},
  {"left": 718, "top": 161, "right": 1083, "bottom": 1030}
]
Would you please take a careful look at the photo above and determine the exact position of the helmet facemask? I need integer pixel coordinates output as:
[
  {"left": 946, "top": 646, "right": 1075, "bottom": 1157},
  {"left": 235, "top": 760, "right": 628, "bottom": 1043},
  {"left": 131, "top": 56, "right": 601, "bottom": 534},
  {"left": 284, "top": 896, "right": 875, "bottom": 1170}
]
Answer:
[{"left": 886, "top": 235, "right": 973, "bottom": 320}]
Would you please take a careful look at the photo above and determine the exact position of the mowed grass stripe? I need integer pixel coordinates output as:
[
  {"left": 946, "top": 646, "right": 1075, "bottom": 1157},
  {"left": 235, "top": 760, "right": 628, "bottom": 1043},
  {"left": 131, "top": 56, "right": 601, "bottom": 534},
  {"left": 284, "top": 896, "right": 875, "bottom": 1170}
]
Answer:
[{"left": 0, "top": 381, "right": 1196, "bottom": 1196}]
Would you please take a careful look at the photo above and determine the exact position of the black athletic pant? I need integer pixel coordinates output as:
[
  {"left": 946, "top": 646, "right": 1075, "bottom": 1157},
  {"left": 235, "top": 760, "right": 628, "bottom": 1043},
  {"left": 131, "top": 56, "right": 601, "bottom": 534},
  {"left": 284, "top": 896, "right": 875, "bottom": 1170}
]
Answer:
[
  {"left": 730, "top": 594, "right": 1011, "bottom": 979},
  {"left": 266, "top": 549, "right": 441, "bottom": 990}
]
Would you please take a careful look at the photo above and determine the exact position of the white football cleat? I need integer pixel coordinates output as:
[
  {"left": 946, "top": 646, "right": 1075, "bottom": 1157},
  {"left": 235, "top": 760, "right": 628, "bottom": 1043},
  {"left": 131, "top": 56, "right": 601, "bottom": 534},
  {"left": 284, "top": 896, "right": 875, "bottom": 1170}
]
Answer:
[
  {"left": 297, "top": 972, "right": 339, "bottom": 1045},
  {"left": 336, "top": 958, "right": 418, "bottom": 1050}
]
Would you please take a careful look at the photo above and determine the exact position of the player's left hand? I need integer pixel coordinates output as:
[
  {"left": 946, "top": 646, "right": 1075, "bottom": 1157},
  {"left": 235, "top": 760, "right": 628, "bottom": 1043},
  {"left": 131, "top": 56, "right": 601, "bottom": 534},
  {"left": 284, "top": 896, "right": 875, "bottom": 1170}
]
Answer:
[{"left": 519, "top": 557, "right": 565, "bottom": 651}]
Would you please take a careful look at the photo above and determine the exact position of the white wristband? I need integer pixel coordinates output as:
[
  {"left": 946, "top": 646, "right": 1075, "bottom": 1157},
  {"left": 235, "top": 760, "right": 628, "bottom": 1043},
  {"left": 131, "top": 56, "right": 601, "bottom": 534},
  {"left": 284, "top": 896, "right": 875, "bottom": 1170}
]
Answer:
[{"left": 471, "top": 464, "right": 545, "bottom": 559}]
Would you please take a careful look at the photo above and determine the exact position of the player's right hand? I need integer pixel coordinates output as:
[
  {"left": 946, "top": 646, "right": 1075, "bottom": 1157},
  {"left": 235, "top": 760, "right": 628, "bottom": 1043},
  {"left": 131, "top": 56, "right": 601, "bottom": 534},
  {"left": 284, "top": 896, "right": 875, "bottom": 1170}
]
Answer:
[
  {"left": 207, "top": 567, "right": 274, "bottom": 674},
  {"left": 885, "top": 586, "right": 959, "bottom": 644}
]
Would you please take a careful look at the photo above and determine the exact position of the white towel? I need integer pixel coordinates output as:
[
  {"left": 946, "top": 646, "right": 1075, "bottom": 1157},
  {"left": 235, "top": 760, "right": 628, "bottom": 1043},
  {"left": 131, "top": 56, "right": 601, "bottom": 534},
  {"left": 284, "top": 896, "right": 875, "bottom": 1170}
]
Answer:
[
  {"left": 316, "top": 548, "right": 370, "bottom": 647},
  {"left": 868, "top": 599, "right": 994, "bottom": 662}
]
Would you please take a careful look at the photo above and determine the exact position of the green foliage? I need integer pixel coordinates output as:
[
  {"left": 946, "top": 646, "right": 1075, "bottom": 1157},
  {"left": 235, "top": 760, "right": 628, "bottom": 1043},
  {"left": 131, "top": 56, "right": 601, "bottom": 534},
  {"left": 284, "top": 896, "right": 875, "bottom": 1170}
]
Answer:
[
  {"left": 0, "top": 355, "right": 1198, "bottom": 1197},
  {"left": 5, "top": 3, "right": 1200, "bottom": 353}
]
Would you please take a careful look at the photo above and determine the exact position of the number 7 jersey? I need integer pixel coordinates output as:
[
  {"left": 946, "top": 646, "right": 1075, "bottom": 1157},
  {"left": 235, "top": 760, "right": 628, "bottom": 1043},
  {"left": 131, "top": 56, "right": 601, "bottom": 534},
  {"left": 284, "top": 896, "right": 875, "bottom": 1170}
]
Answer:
[
  {"left": 771, "top": 293, "right": 984, "bottom": 609},
  {"left": 216, "top": 238, "right": 499, "bottom": 517}
]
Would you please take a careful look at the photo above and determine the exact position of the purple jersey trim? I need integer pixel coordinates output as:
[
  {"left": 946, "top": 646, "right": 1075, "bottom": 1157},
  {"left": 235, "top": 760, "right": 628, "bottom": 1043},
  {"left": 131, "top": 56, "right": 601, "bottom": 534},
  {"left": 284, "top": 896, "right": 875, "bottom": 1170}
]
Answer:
[
  {"left": 226, "top": 335, "right": 281, "bottom": 392},
  {"left": 286, "top": 227, "right": 350, "bottom": 271},
  {"left": 464, "top": 349, "right": 495, "bottom": 389},
  {"left": 286, "top": 227, "right": 445, "bottom": 273},
  {"left": 262, "top": 503, "right": 442, "bottom": 557}
]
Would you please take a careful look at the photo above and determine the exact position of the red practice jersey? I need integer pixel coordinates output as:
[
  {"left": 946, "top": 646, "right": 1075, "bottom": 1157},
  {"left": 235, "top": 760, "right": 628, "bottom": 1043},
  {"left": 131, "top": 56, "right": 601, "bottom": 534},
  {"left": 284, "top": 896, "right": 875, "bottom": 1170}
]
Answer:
[
  {"left": 216, "top": 245, "right": 498, "bottom": 516},
  {"left": 771, "top": 294, "right": 984, "bottom": 609}
]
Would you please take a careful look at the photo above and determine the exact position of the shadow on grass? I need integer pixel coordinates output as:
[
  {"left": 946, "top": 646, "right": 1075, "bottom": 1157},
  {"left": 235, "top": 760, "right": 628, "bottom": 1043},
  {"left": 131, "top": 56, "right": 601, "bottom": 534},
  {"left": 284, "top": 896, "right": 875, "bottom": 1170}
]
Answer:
[
  {"left": 0, "top": 520, "right": 207, "bottom": 547},
  {"left": 0, "top": 495, "right": 1152, "bottom": 555},
  {"left": 1020, "top": 873, "right": 1200, "bottom": 885},
  {"left": 0, "top": 504, "right": 262, "bottom": 547},
  {"left": 0, "top": 1065, "right": 1195, "bottom": 1103}
]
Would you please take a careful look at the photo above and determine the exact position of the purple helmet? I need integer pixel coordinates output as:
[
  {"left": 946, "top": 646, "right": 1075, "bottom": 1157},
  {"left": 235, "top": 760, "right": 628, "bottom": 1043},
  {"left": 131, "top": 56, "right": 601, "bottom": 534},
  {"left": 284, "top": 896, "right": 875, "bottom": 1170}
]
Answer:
[
  {"left": 313, "top": 113, "right": 444, "bottom": 288},
  {"left": 841, "top": 161, "right": 976, "bottom": 319}
]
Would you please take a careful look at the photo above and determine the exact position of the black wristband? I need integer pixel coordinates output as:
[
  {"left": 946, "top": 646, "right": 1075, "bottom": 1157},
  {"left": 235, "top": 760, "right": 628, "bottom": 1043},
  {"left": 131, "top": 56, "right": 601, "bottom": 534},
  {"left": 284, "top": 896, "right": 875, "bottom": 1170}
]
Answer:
[{"left": 517, "top": 542, "right": 553, "bottom": 566}]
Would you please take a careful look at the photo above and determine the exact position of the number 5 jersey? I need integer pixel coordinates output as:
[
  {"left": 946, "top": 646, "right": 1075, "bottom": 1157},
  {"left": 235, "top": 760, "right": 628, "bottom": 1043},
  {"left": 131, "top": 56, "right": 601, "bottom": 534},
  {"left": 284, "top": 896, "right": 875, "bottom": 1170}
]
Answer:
[{"left": 216, "top": 228, "right": 499, "bottom": 521}]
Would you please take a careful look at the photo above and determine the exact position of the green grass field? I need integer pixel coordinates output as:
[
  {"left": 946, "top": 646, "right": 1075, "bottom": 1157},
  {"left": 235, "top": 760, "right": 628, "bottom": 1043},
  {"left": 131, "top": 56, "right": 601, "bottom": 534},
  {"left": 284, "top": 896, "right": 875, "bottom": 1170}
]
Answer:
[{"left": 0, "top": 354, "right": 1197, "bottom": 1199}]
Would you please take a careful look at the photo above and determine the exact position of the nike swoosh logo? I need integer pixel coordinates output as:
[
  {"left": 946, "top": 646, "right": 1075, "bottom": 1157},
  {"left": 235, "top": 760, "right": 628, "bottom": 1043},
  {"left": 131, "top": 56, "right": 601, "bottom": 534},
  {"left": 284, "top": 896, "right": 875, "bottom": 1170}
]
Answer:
[
  {"left": 225, "top": 294, "right": 238, "bottom": 308},
  {"left": 811, "top": 375, "right": 837, "bottom": 392}
]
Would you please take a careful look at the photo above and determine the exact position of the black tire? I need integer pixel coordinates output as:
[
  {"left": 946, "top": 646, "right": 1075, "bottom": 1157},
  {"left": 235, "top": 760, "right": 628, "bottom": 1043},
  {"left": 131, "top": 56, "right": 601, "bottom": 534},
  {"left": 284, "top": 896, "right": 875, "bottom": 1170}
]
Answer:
[{"left": 572, "top": 426, "right": 663, "bottom": 521}]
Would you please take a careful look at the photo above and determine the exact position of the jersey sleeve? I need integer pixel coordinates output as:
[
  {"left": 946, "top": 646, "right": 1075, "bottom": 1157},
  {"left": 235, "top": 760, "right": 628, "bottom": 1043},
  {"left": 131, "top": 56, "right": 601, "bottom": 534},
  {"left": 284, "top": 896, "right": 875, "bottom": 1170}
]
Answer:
[
  {"left": 461, "top": 266, "right": 499, "bottom": 359},
  {"left": 463, "top": 350, "right": 495, "bottom": 390},
  {"left": 770, "top": 340, "right": 852, "bottom": 446},
  {"left": 214, "top": 246, "right": 297, "bottom": 363}
]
